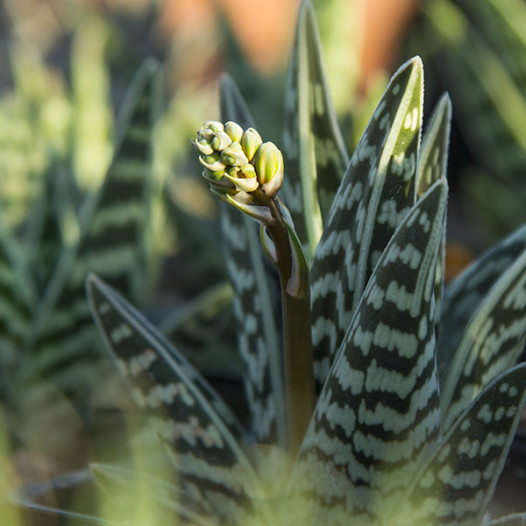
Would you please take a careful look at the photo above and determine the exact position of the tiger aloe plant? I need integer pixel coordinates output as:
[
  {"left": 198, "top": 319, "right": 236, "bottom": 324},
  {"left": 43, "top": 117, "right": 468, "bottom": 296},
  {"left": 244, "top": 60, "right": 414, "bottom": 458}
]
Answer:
[
  {"left": 0, "top": 58, "right": 162, "bottom": 469},
  {"left": 19, "top": 1, "right": 526, "bottom": 525}
]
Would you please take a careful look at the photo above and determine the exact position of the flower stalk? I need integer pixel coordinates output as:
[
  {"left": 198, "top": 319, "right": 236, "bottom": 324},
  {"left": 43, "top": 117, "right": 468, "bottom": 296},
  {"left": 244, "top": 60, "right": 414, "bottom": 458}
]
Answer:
[
  {"left": 193, "top": 121, "right": 316, "bottom": 457},
  {"left": 264, "top": 195, "right": 316, "bottom": 456}
]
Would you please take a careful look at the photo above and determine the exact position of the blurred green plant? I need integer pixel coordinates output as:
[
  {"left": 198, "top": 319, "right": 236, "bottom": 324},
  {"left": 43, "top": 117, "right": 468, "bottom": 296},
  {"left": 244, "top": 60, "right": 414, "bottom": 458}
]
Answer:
[
  {"left": 0, "top": 12, "right": 236, "bottom": 469},
  {"left": 415, "top": 0, "right": 526, "bottom": 241},
  {"left": 0, "top": 57, "right": 163, "bottom": 479},
  {"left": 0, "top": 16, "right": 113, "bottom": 228},
  {"left": 14, "top": 2, "right": 526, "bottom": 525}
]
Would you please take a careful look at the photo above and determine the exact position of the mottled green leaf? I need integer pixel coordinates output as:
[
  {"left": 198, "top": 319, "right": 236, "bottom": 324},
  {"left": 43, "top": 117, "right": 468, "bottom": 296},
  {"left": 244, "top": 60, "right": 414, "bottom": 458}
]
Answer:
[
  {"left": 289, "top": 180, "right": 447, "bottom": 525},
  {"left": 0, "top": 209, "right": 35, "bottom": 365},
  {"left": 438, "top": 224, "right": 526, "bottom": 387},
  {"left": 87, "top": 274, "right": 262, "bottom": 526},
  {"left": 417, "top": 93, "right": 451, "bottom": 332},
  {"left": 402, "top": 364, "right": 526, "bottom": 526},
  {"left": 310, "top": 56, "right": 423, "bottom": 388},
  {"left": 440, "top": 247, "right": 526, "bottom": 430},
  {"left": 219, "top": 75, "right": 286, "bottom": 447},
  {"left": 22, "top": 59, "right": 159, "bottom": 395},
  {"left": 282, "top": 0, "right": 349, "bottom": 261}
]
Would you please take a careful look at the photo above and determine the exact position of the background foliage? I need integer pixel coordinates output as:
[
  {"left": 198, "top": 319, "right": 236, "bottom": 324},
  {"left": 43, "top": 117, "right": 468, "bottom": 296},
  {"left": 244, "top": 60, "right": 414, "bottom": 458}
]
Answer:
[{"left": 2, "top": 0, "right": 526, "bottom": 523}]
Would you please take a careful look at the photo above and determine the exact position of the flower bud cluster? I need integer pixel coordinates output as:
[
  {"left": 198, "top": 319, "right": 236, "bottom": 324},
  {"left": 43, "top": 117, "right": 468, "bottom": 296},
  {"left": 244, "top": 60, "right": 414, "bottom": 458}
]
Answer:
[{"left": 193, "top": 120, "right": 284, "bottom": 197}]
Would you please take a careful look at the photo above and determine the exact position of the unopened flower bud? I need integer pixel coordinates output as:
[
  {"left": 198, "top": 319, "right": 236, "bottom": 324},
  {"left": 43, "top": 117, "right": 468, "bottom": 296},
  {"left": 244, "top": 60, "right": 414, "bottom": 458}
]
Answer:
[
  {"left": 225, "top": 121, "right": 244, "bottom": 143},
  {"left": 193, "top": 138, "right": 214, "bottom": 156},
  {"left": 211, "top": 130, "right": 233, "bottom": 151},
  {"left": 194, "top": 120, "right": 285, "bottom": 204},
  {"left": 221, "top": 142, "right": 249, "bottom": 167},
  {"left": 205, "top": 120, "right": 223, "bottom": 133},
  {"left": 254, "top": 142, "right": 284, "bottom": 196},
  {"left": 241, "top": 128, "right": 263, "bottom": 162},
  {"left": 199, "top": 152, "right": 225, "bottom": 173},
  {"left": 202, "top": 167, "right": 235, "bottom": 191},
  {"left": 240, "top": 163, "right": 256, "bottom": 179},
  {"left": 196, "top": 121, "right": 222, "bottom": 143},
  {"left": 225, "top": 166, "right": 259, "bottom": 192}
]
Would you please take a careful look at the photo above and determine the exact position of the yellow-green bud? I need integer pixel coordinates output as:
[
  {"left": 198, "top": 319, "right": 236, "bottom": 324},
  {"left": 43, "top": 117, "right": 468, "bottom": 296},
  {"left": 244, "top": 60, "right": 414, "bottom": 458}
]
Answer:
[
  {"left": 254, "top": 141, "right": 284, "bottom": 196},
  {"left": 197, "top": 120, "right": 223, "bottom": 142},
  {"left": 221, "top": 142, "right": 249, "bottom": 167},
  {"left": 225, "top": 166, "right": 259, "bottom": 192},
  {"left": 225, "top": 121, "right": 244, "bottom": 143},
  {"left": 205, "top": 120, "right": 223, "bottom": 133},
  {"left": 241, "top": 128, "right": 263, "bottom": 162},
  {"left": 199, "top": 152, "right": 225, "bottom": 173},
  {"left": 211, "top": 130, "right": 232, "bottom": 151},
  {"left": 193, "top": 138, "right": 214, "bottom": 156},
  {"left": 240, "top": 163, "right": 256, "bottom": 179},
  {"left": 194, "top": 120, "right": 285, "bottom": 202}
]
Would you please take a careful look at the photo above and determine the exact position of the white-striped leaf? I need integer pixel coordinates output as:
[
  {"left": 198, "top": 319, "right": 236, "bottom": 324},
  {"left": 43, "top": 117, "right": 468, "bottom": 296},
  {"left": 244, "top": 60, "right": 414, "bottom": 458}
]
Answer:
[
  {"left": 219, "top": 75, "right": 286, "bottom": 447},
  {"left": 401, "top": 363, "right": 526, "bottom": 526},
  {"left": 23, "top": 160, "right": 78, "bottom": 293},
  {"left": 310, "top": 56, "right": 423, "bottom": 389},
  {"left": 416, "top": 94, "right": 452, "bottom": 198},
  {"left": 0, "top": 209, "right": 35, "bottom": 358},
  {"left": 438, "top": 224, "right": 526, "bottom": 387},
  {"left": 289, "top": 179, "right": 447, "bottom": 525},
  {"left": 418, "top": 93, "right": 452, "bottom": 339},
  {"left": 86, "top": 274, "right": 263, "bottom": 526},
  {"left": 440, "top": 247, "right": 526, "bottom": 430},
  {"left": 22, "top": 59, "right": 159, "bottom": 396},
  {"left": 281, "top": 0, "right": 349, "bottom": 261}
]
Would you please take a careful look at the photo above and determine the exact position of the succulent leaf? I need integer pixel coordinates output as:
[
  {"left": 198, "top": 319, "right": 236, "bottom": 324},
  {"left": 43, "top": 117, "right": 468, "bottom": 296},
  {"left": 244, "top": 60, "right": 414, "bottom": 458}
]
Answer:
[
  {"left": 401, "top": 363, "right": 526, "bottom": 526},
  {"left": 25, "top": 159, "right": 79, "bottom": 291},
  {"left": 437, "top": 224, "right": 526, "bottom": 387},
  {"left": 417, "top": 93, "right": 452, "bottom": 198},
  {"left": 440, "top": 247, "right": 526, "bottom": 430},
  {"left": 20, "top": 59, "right": 159, "bottom": 397},
  {"left": 310, "top": 56, "right": 423, "bottom": 389},
  {"left": 282, "top": 0, "right": 349, "bottom": 262},
  {"left": 289, "top": 179, "right": 447, "bottom": 525},
  {"left": 86, "top": 274, "right": 262, "bottom": 526},
  {"left": 425, "top": 0, "right": 526, "bottom": 183},
  {"left": 219, "top": 75, "right": 286, "bottom": 447},
  {"left": 416, "top": 93, "right": 452, "bottom": 334},
  {"left": 0, "top": 209, "right": 34, "bottom": 354}
]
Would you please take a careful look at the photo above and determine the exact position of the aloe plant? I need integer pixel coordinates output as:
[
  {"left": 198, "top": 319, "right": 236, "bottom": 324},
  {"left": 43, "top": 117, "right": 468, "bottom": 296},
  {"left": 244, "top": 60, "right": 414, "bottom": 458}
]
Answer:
[
  {"left": 12, "top": 2, "right": 526, "bottom": 525},
  {"left": 68, "top": 3, "right": 526, "bottom": 525},
  {"left": 0, "top": 40, "right": 232, "bottom": 468},
  {"left": 0, "top": 58, "right": 162, "bottom": 461}
]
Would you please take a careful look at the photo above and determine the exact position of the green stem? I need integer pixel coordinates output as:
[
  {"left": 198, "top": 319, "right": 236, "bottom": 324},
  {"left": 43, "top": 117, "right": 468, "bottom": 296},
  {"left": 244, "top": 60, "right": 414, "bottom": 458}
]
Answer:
[{"left": 264, "top": 195, "right": 316, "bottom": 457}]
